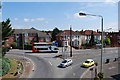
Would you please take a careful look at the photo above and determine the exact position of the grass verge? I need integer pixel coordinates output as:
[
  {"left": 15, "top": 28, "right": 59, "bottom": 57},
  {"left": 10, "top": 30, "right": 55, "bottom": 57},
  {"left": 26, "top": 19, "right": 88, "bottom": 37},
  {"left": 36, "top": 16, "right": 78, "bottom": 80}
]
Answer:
[{"left": 2, "top": 58, "right": 23, "bottom": 78}]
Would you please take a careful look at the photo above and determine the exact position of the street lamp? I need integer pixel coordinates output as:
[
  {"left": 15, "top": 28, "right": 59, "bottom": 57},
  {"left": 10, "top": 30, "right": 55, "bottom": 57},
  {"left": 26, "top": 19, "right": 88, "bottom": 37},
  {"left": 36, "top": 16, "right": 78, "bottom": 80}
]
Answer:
[
  {"left": 70, "top": 26, "right": 72, "bottom": 57},
  {"left": 79, "top": 12, "right": 103, "bottom": 73}
]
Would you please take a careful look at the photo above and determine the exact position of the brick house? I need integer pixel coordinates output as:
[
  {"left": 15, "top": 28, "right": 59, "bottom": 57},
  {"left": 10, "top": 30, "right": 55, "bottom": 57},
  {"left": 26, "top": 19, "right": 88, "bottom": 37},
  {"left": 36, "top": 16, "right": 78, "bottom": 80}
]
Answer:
[
  {"left": 11, "top": 28, "right": 51, "bottom": 47},
  {"left": 56, "top": 30, "right": 101, "bottom": 47},
  {"left": 106, "top": 31, "right": 120, "bottom": 47},
  {"left": 56, "top": 30, "right": 85, "bottom": 47},
  {"left": 81, "top": 30, "right": 101, "bottom": 44}
]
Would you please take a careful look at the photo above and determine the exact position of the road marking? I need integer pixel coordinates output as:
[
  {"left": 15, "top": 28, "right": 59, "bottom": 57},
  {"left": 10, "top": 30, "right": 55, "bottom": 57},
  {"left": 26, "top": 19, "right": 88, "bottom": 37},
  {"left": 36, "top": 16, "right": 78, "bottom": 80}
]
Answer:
[
  {"left": 80, "top": 65, "right": 95, "bottom": 78},
  {"left": 73, "top": 73, "right": 76, "bottom": 76},
  {"left": 108, "top": 66, "right": 116, "bottom": 70},
  {"left": 49, "top": 61, "right": 52, "bottom": 66}
]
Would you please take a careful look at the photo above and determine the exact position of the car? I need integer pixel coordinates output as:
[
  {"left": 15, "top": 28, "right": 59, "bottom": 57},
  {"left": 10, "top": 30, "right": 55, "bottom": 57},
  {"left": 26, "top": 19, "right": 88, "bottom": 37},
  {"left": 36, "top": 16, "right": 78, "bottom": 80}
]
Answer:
[
  {"left": 82, "top": 59, "right": 95, "bottom": 68},
  {"left": 58, "top": 59, "right": 73, "bottom": 68}
]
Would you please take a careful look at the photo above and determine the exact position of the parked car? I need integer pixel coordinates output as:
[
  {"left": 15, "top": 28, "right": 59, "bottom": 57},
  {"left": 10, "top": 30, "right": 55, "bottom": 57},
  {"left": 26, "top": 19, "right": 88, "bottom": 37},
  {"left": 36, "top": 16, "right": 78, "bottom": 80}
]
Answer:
[
  {"left": 82, "top": 59, "right": 95, "bottom": 68},
  {"left": 58, "top": 59, "right": 73, "bottom": 68}
]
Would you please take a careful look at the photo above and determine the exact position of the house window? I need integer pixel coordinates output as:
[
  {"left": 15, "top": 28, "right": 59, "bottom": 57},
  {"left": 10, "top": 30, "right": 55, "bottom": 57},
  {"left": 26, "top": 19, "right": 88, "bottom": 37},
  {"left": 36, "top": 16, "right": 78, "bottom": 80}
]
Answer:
[{"left": 76, "top": 36, "right": 77, "bottom": 38}]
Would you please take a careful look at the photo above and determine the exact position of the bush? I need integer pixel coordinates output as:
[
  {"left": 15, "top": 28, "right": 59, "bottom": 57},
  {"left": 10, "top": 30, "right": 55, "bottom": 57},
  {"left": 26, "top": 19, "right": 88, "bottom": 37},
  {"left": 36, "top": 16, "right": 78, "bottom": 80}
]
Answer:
[
  {"left": 81, "top": 43, "right": 92, "bottom": 49},
  {"left": 1, "top": 58, "right": 11, "bottom": 76},
  {"left": 24, "top": 44, "right": 32, "bottom": 50},
  {"left": 94, "top": 76, "right": 100, "bottom": 80},
  {"left": 2, "top": 47, "right": 10, "bottom": 56},
  {"left": 11, "top": 42, "right": 17, "bottom": 49},
  {"left": 104, "top": 37, "right": 111, "bottom": 45},
  {"left": 98, "top": 72, "right": 104, "bottom": 79}
]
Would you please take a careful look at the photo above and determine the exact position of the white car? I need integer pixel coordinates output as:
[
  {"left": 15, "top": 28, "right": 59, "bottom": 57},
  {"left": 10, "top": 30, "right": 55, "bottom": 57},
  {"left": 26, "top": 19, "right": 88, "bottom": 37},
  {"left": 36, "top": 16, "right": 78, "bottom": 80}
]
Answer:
[{"left": 58, "top": 59, "right": 73, "bottom": 68}]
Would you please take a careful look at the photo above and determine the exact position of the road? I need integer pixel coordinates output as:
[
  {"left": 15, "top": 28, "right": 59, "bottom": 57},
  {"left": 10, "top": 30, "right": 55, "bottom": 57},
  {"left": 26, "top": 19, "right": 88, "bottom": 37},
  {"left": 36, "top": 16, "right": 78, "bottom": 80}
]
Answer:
[
  {"left": 6, "top": 47, "right": 118, "bottom": 78},
  {"left": 6, "top": 50, "right": 55, "bottom": 78}
]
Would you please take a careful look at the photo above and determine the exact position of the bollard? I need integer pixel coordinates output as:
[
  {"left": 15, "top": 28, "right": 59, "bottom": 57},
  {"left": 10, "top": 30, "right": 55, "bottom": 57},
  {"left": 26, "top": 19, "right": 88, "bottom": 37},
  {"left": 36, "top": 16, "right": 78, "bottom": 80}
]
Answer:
[
  {"left": 114, "top": 58, "right": 117, "bottom": 62},
  {"left": 105, "top": 59, "right": 110, "bottom": 63}
]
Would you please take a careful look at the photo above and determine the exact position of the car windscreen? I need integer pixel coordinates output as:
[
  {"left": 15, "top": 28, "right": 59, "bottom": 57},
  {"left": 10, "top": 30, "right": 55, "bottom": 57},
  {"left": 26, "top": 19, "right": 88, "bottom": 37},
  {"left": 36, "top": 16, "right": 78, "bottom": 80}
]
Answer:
[
  {"left": 85, "top": 61, "right": 90, "bottom": 63},
  {"left": 62, "top": 60, "right": 67, "bottom": 63}
]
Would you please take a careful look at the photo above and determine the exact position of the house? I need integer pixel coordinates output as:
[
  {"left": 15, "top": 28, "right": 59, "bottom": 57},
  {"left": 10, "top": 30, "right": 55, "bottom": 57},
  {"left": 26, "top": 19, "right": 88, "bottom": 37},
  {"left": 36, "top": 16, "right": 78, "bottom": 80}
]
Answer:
[
  {"left": 56, "top": 30, "right": 85, "bottom": 47},
  {"left": 106, "top": 31, "right": 120, "bottom": 47},
  {"left": 81, "top": 30, "right": 101, "bottom": 44},
  {"left": 12, "top": 28, "right": 51, "bottom": 48},
  {"left": 56, "top": 29, "right": 101, "bottom": 48}
]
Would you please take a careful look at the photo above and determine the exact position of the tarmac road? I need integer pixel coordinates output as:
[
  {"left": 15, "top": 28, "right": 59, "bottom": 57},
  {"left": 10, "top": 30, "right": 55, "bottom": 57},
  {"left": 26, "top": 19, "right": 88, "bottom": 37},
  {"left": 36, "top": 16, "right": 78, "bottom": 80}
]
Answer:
[{"left": 6, "top": 47, "right": 119, "bottom": 78}]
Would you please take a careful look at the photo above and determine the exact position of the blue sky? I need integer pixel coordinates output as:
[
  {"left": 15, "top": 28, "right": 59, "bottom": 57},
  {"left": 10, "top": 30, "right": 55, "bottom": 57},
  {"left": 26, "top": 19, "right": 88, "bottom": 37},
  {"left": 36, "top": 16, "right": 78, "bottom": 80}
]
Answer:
[{"left": 2, "top": 2, "right": 118, "bottom": 31}]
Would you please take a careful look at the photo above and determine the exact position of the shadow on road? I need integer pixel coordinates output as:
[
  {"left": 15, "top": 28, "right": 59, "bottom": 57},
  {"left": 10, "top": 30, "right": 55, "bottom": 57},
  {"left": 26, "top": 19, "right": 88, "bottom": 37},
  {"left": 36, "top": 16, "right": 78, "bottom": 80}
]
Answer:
[{"left": 111, "top": 74, "right": 120, "bottom": 80}]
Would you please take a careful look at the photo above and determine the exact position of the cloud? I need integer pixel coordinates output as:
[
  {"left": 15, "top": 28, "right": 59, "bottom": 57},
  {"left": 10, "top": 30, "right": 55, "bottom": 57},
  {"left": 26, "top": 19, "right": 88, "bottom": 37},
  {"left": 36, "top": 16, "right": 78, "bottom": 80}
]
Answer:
[
  {"left": 14, "top": 18, "right": 18, "bottom": 21},
  {"left": 104, "top": 22, "right": 118, "bottom": 32},
  {"left": 30, "top": 19, "right": 35, "bottom": 22},
  {"left": 24, "top": 18, "right": 30, "bottom": 22},
  {"left": 36, "top": 18, "right": 45, "bottom": 21},
  {"left": 45, "top": 21, "right": 48, "bottom": 23},
  {"left": 24, "top": 18, "right": 45, "bottom": 22},
  {"left": 105, "top": 0, "right": 115, "bottom": 3}
]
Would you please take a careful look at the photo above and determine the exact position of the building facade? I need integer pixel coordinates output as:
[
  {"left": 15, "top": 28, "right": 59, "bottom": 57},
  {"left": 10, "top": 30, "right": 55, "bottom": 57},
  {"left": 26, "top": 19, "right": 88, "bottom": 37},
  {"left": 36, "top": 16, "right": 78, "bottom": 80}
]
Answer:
[
  {"left": 56, "top": 30, "right": 101, "bottom": 48},
  {"left": 106, "top": 31, "right": 120, "bottom": 47},
  {"left": 12, "top": 28, "right": 51, "bottom": 48}
]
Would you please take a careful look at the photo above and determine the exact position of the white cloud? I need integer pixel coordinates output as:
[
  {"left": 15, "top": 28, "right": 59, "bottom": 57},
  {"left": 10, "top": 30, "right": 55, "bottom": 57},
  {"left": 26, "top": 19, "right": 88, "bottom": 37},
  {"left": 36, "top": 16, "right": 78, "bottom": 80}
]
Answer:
[
  {"left": 36, "top": 18, "right": 45, "bottom": 21},
  {"left": 30, "top": 19, "right": 35, "bottom": 22},
  {"left": 105, "top": 0, "right": 115, "bottom": 3},
  {"left": 104, "top": 22, "right": 118, "bottom": 32},
  {"left": 45, "top": 21, "right": 48, "bottom": 23},
  {"left": 24, "top": 18, "right": 45, "bottom": 22},
  {"left": 24, "top": 18, "right": 30, "bottom": 22},
  {"left": 14, "top": 18, "right": 18, "bottom": 21}
]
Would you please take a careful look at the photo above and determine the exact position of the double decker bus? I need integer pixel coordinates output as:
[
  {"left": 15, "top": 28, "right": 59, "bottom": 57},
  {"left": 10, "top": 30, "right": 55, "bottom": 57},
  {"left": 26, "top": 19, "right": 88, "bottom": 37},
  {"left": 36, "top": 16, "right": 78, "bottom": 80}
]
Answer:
[{"left": 32, "top": 42, "right": 59, "bottom": 53}]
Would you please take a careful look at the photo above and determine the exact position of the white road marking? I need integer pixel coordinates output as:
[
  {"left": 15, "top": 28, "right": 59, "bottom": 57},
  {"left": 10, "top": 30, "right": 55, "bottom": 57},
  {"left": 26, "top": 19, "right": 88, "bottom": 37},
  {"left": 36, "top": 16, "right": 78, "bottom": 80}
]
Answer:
[
  {"left": 73, "top": 73, "right": 76, "bottom": 76},
  {"left": 49, "top": 61, "right": 52, "bottom": 66},
  {"left": 108, "top": 66, "right": 116, "bottom": 70},
  {"left": 80, "top": 65, "right": 95, "bottom": 78}
]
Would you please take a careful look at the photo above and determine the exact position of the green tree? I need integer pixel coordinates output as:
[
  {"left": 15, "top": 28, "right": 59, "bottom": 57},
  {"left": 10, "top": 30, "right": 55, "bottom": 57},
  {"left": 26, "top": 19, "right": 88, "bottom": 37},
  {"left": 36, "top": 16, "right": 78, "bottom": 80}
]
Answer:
[
  {"left": 89, "top": 31, "right": 95, "bottom": 46},
  {"left": 104, "top": 37, "right": 111, "bottom": 45},
  {"left": 51, "top": 27, "right": 61, "bottom": 41},
  {"left": 2, "top": 18, "right": 14, "bottom": 56}
]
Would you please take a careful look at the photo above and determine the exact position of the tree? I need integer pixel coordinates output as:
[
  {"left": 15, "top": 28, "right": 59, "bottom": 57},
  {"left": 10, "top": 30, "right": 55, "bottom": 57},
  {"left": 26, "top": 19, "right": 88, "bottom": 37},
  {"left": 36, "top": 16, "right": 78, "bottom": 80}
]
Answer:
[
  {"left": 2, "top": 18, "right": 14, "bottom": 56},
  {"left": 89, "top": 31, "right": 95, "bottom": 46},
  {"left": 51, "top": 27, "right": 61, "bottom": 41},
  {"left": 104, "top": 37, "right": 111, "bottom": 45}
]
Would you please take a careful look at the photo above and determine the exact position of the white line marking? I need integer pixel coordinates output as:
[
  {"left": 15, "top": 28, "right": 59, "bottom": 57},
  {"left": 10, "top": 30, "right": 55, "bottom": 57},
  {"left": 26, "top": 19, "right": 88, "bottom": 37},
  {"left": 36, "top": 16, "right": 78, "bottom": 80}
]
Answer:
[
  {"left": 73, "top": 73, "right": 76, "bottom": 76},
  {"left": 49, "top": 61, "right": 52, "bottom": 66},
  {"left": 108, "top": 66, "right": 116, "bottom": 70},
  {"left": 80, "top": 65, "right": 95, "bottom": 78}
]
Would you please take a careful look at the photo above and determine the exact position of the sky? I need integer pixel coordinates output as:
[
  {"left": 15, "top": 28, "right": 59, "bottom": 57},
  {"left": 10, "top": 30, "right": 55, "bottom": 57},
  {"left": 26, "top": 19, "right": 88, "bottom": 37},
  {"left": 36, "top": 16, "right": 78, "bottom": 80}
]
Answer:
[{"left": 2, "top": 0, "right": 119, "bottom": 32}]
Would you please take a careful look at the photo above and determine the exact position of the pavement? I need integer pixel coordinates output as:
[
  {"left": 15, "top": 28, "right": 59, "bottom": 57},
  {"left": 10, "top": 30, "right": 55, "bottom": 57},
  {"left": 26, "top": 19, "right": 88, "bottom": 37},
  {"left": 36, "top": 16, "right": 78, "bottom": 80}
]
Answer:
[{"left": 80, "top": 59, "right": 120, "bottom": 80}]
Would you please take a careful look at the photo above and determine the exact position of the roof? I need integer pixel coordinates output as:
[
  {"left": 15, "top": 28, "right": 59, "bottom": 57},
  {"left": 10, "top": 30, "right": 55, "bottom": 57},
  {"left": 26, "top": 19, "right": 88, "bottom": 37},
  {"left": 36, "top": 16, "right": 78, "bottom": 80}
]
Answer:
[
  {"left": 81, "top": 30, "right": 100, "bottom": 35},
  {"left": 86, "top": 59, "right": 94, "bottom": 61},
  {"left": 14, "top": 29, "right": 50, "bottom": 37},
  {"left": 56, "top": 30, "right": 76, "bottom": 36}
]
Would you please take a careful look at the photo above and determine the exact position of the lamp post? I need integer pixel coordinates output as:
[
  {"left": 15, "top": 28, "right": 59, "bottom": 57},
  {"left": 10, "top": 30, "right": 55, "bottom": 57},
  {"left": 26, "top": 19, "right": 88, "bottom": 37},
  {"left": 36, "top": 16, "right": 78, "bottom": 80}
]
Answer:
[
  {"left": 70, "top": 25, "right": 72, "bottom": 57},
  {"left": 22, "top": 32, "right": 25, "bottom": 60},
  {"left": 79, "top": 12, "right": 103, "bottom": 73}
]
